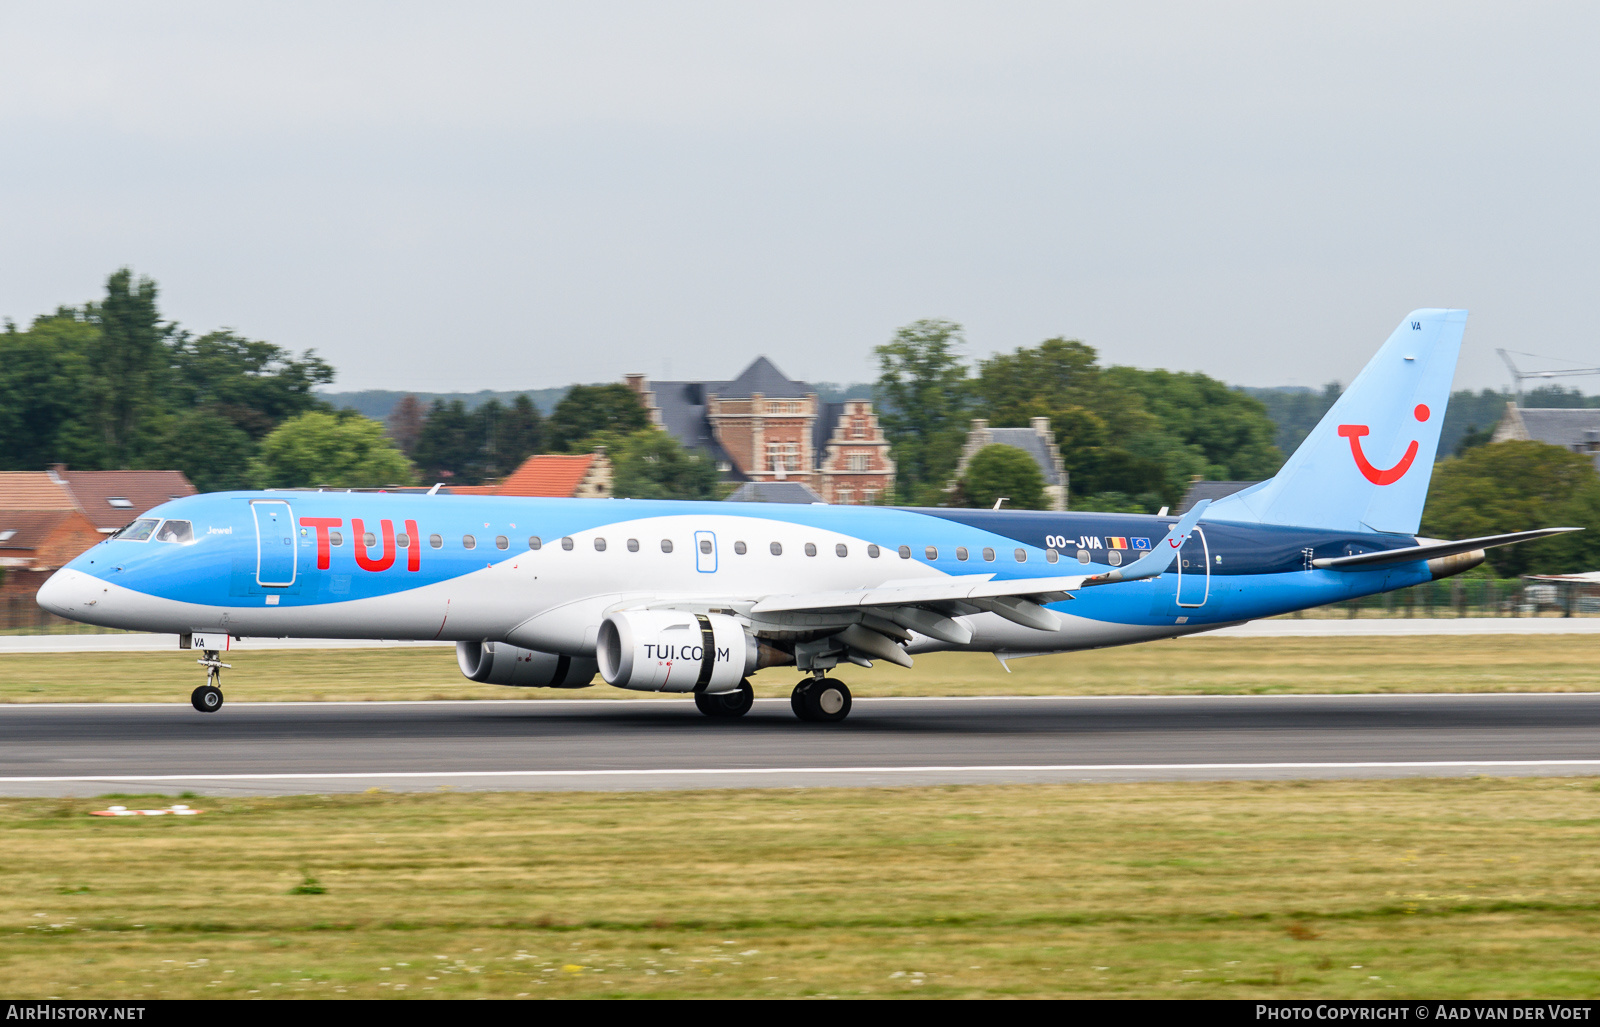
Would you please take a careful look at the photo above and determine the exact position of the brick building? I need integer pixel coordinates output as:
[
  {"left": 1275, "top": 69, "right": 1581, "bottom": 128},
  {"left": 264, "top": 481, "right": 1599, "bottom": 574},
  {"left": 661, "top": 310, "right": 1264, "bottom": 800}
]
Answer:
[
  {"left": 949, "top": 418, "right": 1070, "bottom": 511},
  {"left": 0, "top": 468, "right": 197, "bottom": 613},
  {"left": 624, "top": 357, "right": 895, "bottom": 504}
]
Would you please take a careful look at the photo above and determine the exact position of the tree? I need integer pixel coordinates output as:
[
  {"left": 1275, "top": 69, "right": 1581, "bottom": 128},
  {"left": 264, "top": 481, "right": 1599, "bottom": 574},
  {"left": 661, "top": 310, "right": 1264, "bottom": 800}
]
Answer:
[
  {"left": 164, "top": 329, "right": 335, "bottom": 439},
  {"left": 88, "top": 268, "right": 171, "bottom": 464},
  {"left": 960, "top": 445, "right": 1045, "bottom": 510},
  {"left": 411, "top": 400, "right": 478, "bottom": 482},
  {"left": 546, "top": 384, "right": 650, "bottom": 452},
  {"left": 144, "top": 409, "right": 256, "bottom": 493},
  {"left": 0, "top": 269, "right": 340, "bottom": 487},
  {"left": 608, "top": 429, "right": 724, "bottom": 500},
  {"left": 1422, "top": 441, "right": 1600, "bottom": 576},
  {"left": 1106, "top": 367, "right": 1283, "bottom": 483},
  {"left": 387, "top": 395, "right": 426, "bottom": 456},
  {"left": 974, "top": 337, "right": 1099, "bottom": 424},
  {"left": 496, "top": 395, "right": 544, "bottom": 473},
  {"left": 249, "top": 411, "right": 417, "bottom": 489},
  {"left": 875, "top": 319, "right": 972, "bottom": 505},
  {"left": 0, "top": 311, "right": 101, "bottom": 470}
]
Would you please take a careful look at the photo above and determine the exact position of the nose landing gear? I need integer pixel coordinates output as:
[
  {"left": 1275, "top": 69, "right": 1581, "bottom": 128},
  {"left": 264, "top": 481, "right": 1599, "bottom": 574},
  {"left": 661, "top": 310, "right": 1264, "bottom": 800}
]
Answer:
[
  {"left": 191, "top": 650, "right": 230, "bottom": 713},
  {"left": 791, "top": 674, "right": 852, "bottom": 723}
]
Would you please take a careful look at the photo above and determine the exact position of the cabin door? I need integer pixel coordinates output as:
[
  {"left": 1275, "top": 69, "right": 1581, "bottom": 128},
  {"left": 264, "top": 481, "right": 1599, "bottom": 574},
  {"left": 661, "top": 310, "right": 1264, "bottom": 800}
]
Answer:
[
  {"left": 252, "top": 500, "right": 297, "bottom": 587},
  {"left": 1175, "top": 526, "right": 1210, "bottom": 608}
]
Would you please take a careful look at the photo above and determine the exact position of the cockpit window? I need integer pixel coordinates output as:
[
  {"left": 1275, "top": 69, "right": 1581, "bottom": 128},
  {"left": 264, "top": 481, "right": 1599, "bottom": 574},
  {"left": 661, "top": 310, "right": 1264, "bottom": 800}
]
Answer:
[
  {"left": 115, "top": 518, "right": 159, "bottom": 541},
  {"left": 153, "top": 519, "right": 194, "bottom": 544}
]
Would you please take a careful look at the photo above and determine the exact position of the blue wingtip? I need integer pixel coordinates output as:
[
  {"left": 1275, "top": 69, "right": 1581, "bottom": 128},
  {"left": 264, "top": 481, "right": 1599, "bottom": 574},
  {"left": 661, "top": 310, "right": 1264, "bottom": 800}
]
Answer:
[{"left": 1083, "top": 499, "right": 1209, "bottom": 585}]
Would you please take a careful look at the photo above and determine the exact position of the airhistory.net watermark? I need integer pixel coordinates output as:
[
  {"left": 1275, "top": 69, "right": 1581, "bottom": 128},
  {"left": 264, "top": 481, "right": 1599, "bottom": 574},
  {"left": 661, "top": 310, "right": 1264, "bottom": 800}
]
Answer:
[
  {"left": 1256, "top": 1005, "right": 1594, "bottom": 1021},
  {"left": 5, "top": 1007, "right": 145, "bottom": 1021}
]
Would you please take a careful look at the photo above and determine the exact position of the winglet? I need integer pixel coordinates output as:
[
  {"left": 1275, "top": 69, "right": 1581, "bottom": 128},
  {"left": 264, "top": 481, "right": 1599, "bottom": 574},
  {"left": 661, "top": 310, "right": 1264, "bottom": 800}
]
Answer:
[{"left": 1081, "top": 500, "right": 1210, "bottom": 587}]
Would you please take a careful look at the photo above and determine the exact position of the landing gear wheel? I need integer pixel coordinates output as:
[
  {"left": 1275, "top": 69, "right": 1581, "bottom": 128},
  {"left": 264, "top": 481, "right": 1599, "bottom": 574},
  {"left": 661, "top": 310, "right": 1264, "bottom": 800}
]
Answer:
[
  {"left": 191, "top": 684, "right": 223, "bottom": 713},
  {"left": 695, "top": 679, "right": 755, "bottom": 718},
  {"left": 791, "top": 678, "right": 851, "bottom": 723}
]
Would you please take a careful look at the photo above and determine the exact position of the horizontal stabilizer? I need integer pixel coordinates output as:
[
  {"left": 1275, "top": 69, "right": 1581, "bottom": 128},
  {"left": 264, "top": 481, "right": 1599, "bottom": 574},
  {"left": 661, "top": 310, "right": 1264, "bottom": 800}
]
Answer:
[{"left": 1311, "top": 527, "right": 1582, "bottom": 569}]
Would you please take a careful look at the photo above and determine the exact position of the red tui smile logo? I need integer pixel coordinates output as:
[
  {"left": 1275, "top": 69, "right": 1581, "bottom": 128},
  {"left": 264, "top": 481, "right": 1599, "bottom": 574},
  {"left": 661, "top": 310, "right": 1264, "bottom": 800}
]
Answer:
[{"left": 1338, "top": 405, "right": 1430, "bottom": 485}]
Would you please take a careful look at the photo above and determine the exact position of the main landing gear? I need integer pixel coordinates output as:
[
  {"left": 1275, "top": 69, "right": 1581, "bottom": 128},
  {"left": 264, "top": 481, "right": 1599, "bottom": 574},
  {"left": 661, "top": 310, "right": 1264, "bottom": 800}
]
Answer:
[
  {"left": 695, "top": 679, "right": 755, "bottom": 718},
  {"left": 791, "top": 674, "right": 852, "bottom": 723},
  {"left": 191, "top": 650, "right": 230, "bottom": 713}
]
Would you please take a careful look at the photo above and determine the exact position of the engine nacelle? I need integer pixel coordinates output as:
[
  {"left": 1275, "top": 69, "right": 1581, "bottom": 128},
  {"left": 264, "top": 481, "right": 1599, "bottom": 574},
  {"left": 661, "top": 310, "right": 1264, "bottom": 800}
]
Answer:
[
  {"left": 596, "top": 611, "right": 758, "bottom": 693},
  {"left": 456, "top": 640, "right": 597, "bottom": 688}
]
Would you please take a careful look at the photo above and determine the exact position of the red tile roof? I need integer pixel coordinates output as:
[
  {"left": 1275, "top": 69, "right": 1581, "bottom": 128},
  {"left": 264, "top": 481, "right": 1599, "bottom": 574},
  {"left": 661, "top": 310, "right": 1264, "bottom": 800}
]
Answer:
[
  {"left": 59, "top": 470, "right": 197, "bottom": 531},
  {"left": 492, "top": 454, "right": 597, "bottom": 497},
  {"left": 0, "top": 473, "right": 73, "bottom": 510},
  {"left": 446, "top": 485, "right": 496, "bottom": 496}
]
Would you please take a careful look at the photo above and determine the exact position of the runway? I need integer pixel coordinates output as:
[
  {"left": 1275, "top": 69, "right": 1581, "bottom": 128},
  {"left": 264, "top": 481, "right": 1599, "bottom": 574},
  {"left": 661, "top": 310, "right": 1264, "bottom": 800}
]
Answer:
[{"left": 2, "top": 693, "right": 1598, "bottom": 795}]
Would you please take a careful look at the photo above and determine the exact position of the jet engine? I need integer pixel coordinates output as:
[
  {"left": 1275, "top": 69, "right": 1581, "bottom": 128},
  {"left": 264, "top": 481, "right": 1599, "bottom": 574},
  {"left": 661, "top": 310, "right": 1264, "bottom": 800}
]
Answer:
[
  {"left": 456, "top": 640, "right": 597, "bottom": 688},
  {"left": 596, "top": 610, "right": 771, "bottom": 693}
]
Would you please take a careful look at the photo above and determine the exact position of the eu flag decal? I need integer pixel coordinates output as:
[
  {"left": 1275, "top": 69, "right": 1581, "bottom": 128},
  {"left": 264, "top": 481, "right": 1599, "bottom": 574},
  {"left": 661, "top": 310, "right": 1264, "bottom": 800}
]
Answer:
[{"left": 1131, "top": 537, "right": 1151, "bottom": 550}]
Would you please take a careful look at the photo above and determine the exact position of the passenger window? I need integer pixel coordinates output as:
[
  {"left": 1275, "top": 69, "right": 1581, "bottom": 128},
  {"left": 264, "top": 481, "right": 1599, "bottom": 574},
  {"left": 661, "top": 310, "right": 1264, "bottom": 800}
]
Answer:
[
  {"left": 1046, "top": 548, "right": 1059, "bottom": 564},
  {"left": 697, "top": 539, "right": 711, "bottom": 555},
  {"left": 1014, "top": 548, "right": 1027, "bottom": 562},
  {"left": 1078, "top": 549, "right": 1091, "bottom": 564},
  {"left": 117, "top": 518, "right": 159, "bottom": 541},
  {"left": 770, "top": 542, "right": 783, "bottom": 556},
  {"left": 594, "top": 538, "right": 607, "bottom": 551},
  {"left": 153, "top": 520, "right": 194, "bottom": 544},
  {"left": 397, "top": 533, "right": 410, "bottom": 548},
  {"left": 734, "top": 541, "right": 747, "bottom": 555},
  {"left": 1108, "top": 550, "right": 1122, "bottom": 566},
  {"left": 835, "top": 543, "right": 848, "bottom": 557},
  {"left": 660, "top": 539, "right": 673, "bottom": 553},
  {"left": 805, "top": 543, "right": 817, "bottom": 557},
  {"left": 867, "top": 544, "right": 880, "bottom": 558},
  {"left": 462, "top": 535, "right": 476, "bottom": 550},
  {"left": 955, "top": 547, "right": 968, "bottom": 561},
  {"left": 527, "top": 536, "right": 540, "bottom": 550},
  {"left": 429, "top": 534, "right": 441, "bottom": 549},
  {"left": 898, "top": 545, "right": 911, "bottom": 559},
  {"left": 924, "top": 546, "right": 938, "bottom": 561},
  {"left": 982, "top": 547, "right": 995, "bottom": 562},
  {"left": 562, "top": 537, "right": 574, "bottom": 551},
  {"left": 627, "top": 538, "right": 639, "bottom": 552},
  {"left": 331, "top": 531, "right": 344, "bottom": 547},
  {"left": 496, "top": 536, "right": 509, "bottom": 550},
  {"left": 364, "top": 532, "right": 377, "bottom": 547}
]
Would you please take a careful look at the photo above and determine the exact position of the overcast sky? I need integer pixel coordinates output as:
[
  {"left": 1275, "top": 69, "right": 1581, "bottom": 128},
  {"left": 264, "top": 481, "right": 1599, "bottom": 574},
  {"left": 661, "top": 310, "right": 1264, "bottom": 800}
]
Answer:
[{"left": 2, "top": 2, "right": 1597, "bottom": 393}]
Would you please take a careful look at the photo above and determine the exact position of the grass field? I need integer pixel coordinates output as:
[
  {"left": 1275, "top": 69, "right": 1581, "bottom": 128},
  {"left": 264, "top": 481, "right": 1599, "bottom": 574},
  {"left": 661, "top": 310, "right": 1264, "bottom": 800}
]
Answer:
[
  {"left": 0, "top": 634, "right": 1595, "bottom": 704},
  {"left": 2, "top": 778, "right": 1598, "bottom": 998}
]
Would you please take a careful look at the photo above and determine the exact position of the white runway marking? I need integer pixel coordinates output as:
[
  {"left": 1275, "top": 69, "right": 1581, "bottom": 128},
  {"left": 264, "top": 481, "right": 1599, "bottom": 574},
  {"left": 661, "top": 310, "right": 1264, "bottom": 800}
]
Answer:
[{"left": 9, "top": 759, "right": 1600, "bottom": 784}]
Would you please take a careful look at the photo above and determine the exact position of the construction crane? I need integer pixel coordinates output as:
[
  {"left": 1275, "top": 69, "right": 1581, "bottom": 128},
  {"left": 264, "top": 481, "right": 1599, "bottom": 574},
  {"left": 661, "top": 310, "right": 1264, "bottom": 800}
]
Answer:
[{"left": 1497, "top": 349, "right": 1600, "bottom": 403}]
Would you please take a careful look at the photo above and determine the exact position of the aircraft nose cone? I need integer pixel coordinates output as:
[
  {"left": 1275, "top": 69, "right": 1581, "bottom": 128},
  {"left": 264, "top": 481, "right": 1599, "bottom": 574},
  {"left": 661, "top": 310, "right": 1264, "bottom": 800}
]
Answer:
[{"left": 36, "top": 568, "right": 91, "bottom": 617}]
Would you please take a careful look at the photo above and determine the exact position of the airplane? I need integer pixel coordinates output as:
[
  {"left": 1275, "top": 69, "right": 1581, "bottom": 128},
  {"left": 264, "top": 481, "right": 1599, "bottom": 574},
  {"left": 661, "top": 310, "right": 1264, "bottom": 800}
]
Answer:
[{"left": 35, "top": 309, "right": 1577, "bottom": 721}]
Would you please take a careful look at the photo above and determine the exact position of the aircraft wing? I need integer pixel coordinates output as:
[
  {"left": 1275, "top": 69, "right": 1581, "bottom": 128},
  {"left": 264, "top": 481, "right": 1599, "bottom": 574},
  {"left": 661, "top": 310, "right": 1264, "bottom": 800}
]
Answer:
[
  {"left": 1311, "top": 526, "right": 1581, "bottom": 569},
  {"left": 738, "top": 500, "right": 1211, "bottom": 645}
]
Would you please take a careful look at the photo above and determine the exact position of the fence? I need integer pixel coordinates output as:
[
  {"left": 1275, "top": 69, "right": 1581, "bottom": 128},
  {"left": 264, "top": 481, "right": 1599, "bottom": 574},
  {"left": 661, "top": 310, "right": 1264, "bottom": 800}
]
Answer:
[
  {"left": 4, "top": 577, "right": 1596, "bottom": 633},
  {"left": 0, "top": 595, "right": 128, "bottom": 635},
  {"left": 1293, "top": 577, "right": 1600, "bottom": 619}
]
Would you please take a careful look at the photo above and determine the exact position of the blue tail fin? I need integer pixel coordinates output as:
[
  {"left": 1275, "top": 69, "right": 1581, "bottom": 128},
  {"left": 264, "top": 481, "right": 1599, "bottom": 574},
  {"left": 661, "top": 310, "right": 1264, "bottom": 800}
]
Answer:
[{"left": 1210, "top": 309, "right": 1467, "bottom": 535}]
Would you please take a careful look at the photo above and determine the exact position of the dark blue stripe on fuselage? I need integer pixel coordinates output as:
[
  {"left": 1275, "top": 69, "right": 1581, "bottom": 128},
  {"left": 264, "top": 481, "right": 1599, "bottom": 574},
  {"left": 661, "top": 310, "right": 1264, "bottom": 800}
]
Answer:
[{"left": 913, "top": 508, "right": 1418, "bottom": 575}]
